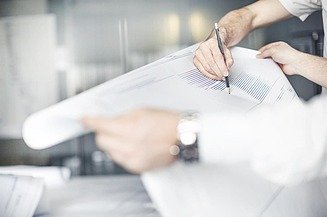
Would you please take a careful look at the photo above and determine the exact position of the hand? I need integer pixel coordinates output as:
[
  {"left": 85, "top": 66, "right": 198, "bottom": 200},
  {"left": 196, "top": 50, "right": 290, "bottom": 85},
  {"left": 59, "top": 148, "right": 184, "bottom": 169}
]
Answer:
[
  {"left": 256, "top": 41, "right": 307, "bottom": 76},
  {"left": 193, "top": 28, "right": 234, "bottom": 80},
  {"left": 82, "top": 108, "right": 180, "bottom": 174}
]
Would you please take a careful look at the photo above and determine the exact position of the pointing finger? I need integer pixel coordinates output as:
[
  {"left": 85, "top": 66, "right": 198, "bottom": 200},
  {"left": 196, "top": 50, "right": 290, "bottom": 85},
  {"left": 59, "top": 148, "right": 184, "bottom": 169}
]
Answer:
[
  {"left": 209, "top": 39, "right": 229, "bottom": 77},
  {"left": 195, "top": 47, "right": 216, "bottom": 76}
]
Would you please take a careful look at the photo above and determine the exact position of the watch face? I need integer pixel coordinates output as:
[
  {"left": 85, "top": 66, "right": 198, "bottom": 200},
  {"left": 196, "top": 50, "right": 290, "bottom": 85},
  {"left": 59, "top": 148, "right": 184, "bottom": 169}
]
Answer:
[
  {"left": 180, "top": 132, "right": 197, "bottom": 145},
  {"left": 177, "top": 119, "right": 201, "bottom": 146}
]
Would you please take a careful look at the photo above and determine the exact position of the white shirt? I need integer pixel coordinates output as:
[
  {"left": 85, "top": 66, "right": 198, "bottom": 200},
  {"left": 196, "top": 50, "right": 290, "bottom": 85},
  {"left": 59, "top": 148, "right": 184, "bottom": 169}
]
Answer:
[
  {"left": 199, "top": 0, "right": 327, "bottom": 185},
  {"left": 200, "top": 96, "right": 327, "bottom": 186},
  {"left": 279, "top": 0, "right": 326, "bottom": 56}
]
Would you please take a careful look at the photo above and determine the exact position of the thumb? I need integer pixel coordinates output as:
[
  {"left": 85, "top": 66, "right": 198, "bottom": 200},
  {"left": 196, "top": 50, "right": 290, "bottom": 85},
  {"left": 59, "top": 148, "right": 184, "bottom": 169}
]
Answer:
[{"left": 81, "top": 116, "right": 114, "bottom": 133}]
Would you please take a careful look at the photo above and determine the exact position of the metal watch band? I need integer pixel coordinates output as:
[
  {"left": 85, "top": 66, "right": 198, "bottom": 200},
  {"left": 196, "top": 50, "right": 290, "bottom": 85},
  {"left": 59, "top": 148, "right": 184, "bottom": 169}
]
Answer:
[{"left": 178, "top": 137, "right": 199, "bottom": 163}]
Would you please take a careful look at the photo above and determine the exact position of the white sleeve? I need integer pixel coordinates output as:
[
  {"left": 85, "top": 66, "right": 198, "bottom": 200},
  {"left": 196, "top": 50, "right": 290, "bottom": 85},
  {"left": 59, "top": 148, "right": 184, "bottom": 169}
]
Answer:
[
  {"left": 279, "top": 0, "right": 322, "bottom": 21},
  {"left": 199, "top": 96, "right": 327, "bottom": 185}
]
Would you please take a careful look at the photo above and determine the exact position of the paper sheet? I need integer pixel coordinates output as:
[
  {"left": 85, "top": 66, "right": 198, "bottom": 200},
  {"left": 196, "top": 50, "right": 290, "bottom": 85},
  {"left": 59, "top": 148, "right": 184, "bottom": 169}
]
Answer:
[
  {"left": 22, "top": 45, "right": 316, "bottom": 217},
  {"left": 0, "top": 174, "right": 44, "bottom": 217},
  {"left": 0, "top": 166, "right": 71, "bottom": 188},
  {"left": 22, "top": 45, "right": 298, "bottom": 149}
]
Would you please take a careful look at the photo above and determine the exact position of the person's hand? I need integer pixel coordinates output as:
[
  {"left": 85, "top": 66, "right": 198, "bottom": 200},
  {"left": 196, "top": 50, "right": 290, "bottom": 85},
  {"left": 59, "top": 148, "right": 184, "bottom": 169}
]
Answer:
[
  {"left": 256, "top": 41, "right": 307, "bottom": 76},
  {"left": 193, "top": 28, "right": 234, "bottom": 80},
  {"left": 82, "top": 108, "right": 180, "bottom": 174}
]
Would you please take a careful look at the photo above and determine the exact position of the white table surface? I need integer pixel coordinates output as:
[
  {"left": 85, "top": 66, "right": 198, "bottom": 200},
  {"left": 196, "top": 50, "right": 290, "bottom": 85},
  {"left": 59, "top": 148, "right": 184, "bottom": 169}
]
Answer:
[{"left": 35, "top": 175, "right": 161, "bottom": 217}]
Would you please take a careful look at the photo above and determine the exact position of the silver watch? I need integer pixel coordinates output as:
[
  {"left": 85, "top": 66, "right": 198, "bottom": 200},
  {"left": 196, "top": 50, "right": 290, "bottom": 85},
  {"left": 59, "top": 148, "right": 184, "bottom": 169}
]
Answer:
[{"left": 171, "top": 112, "right": 201, "bottom": 163}]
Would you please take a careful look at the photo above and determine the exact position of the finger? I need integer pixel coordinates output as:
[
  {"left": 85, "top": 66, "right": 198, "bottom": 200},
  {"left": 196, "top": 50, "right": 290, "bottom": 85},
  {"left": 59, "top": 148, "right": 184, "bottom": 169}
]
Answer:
[
  {"left": 195, "top": 47, "right": 215, "bottom": 76},
  {"left": 257, "top": 47, "right": 277, "bottom": 59},
  {"left": 201, "top": 42, "right": 224, "bottom": 77},
  {"left": 95, "top": 133, "right": 128, "bottom": 153},
  {"left": 208, "top": 39, "right": 229, "bottom": 77},
  {"left": 257, "top": 43, "right": 280, "bottom": 59},
  {"left": 258, "top": 43, "right": 275, "bottom": 53},
  {"left": 81, "top": 116, "right": 116, "bottom": 134},
  {"left": 194, "top": 57, "right": 220, "bottom": 80},
  {"left": 224, "top": 46, "right": 234, "bottom": 70},
  {"left": 257, "top": 42, "right": 281, "bottom": 55}
]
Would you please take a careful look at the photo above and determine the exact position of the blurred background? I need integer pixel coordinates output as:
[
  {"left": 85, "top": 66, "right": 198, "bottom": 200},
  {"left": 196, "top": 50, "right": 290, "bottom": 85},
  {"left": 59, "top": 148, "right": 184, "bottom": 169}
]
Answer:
[{"left": 0, "top": 0, "right": 324, "bottom": 176}]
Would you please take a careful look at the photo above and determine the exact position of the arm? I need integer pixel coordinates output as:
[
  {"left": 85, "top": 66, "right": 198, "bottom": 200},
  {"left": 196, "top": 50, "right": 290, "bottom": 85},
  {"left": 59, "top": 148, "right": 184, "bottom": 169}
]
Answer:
[
  {"left": 300, "top": 54, "right": 327, "bottom": 88},
  {"left": 82, "top": 96, "right": 327, "bottom": 185},
  {"left": 194, "top": 0, "right": 293, "bottom": 80},
  {"left": 219, "top": 0, "right": 292, "bottom": 47},
  {"left": 257, "top": 41, "right": 327, "bottom": 88}
]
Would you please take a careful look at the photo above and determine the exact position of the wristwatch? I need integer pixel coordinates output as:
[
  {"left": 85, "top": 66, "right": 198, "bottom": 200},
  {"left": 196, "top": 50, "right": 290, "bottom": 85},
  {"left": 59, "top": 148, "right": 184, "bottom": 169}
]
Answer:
[{"left": 170, "top": 112, "right": 201, "bottom": 163}]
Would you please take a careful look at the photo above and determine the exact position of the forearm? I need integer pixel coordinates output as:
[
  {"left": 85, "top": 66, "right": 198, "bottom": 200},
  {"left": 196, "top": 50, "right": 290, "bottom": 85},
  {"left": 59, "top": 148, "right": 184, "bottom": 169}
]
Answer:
[
  {"left": 298, "top": 54, "right": 327, "bottom": 88},
  {"left": 215, "top": 0, "right": 292, "bottom": 47},
  {"left": 217, "top": 8, "right": 255, "bottom": 47}
]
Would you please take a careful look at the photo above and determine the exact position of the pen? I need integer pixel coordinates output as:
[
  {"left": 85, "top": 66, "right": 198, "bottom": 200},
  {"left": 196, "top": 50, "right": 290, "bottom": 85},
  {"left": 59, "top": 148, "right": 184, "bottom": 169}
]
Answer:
[{"left": 214, "top": 23, "right": 230, "bottom": 94}]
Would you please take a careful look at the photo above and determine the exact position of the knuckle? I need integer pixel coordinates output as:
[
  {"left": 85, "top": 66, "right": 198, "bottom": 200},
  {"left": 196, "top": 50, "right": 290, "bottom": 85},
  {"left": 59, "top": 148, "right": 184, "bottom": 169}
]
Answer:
[
  {"left": 208, "top": 60, "right": 216, "bottom": 67},
  {"left": 270, "top": 47, "right": 277, "bottom": 53},
  {"left": 203, "top": 64, "right": 212, "bottom": 72}
]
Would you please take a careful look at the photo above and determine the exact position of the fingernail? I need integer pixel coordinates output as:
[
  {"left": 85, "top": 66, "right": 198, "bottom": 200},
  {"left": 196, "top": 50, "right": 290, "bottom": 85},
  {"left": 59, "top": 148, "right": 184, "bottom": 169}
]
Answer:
[{"left": 223, "top": 71, "right": 229, "bottom": 77}]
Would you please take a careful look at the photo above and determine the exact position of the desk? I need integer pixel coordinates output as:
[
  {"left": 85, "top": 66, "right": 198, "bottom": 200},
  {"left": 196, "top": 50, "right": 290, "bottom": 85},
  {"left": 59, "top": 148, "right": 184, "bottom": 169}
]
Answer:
[{"left": 38, "top": 175, "right": 161, "bottom": 217}]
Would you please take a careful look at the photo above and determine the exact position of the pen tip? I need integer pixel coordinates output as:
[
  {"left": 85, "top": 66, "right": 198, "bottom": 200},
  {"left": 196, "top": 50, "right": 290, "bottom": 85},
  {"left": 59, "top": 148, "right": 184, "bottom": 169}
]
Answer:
[{"left": 226, "top": 87, "right": 231, "bottom": 94}]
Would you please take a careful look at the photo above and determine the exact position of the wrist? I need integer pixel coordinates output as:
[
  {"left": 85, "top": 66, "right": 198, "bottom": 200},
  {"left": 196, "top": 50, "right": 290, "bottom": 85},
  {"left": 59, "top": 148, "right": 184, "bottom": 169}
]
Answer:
[
  {"left": 216, "top": 26, "right": 231, "bottom": 47},
  {"left": 294, "top": 52, "right": 314, "bottom": 77}
]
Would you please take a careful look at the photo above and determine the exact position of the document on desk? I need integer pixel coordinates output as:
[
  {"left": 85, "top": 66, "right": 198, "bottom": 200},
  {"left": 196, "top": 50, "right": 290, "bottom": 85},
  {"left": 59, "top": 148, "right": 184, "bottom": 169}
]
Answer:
[
  {"left": 22, "top": 45, "right": 298, "bottom": 149},
  {"left": 0, "top": 174, "right": 44, "bottom": 217},
  {"left": 21, "top": 45, "right": 311, "bottom": 217}
]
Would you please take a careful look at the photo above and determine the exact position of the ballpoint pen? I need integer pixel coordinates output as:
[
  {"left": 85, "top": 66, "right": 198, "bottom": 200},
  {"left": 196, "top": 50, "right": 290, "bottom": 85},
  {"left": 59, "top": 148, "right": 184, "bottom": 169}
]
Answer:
[{"left": 214, "top": 23, "right": 231, "bottom": 94}]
